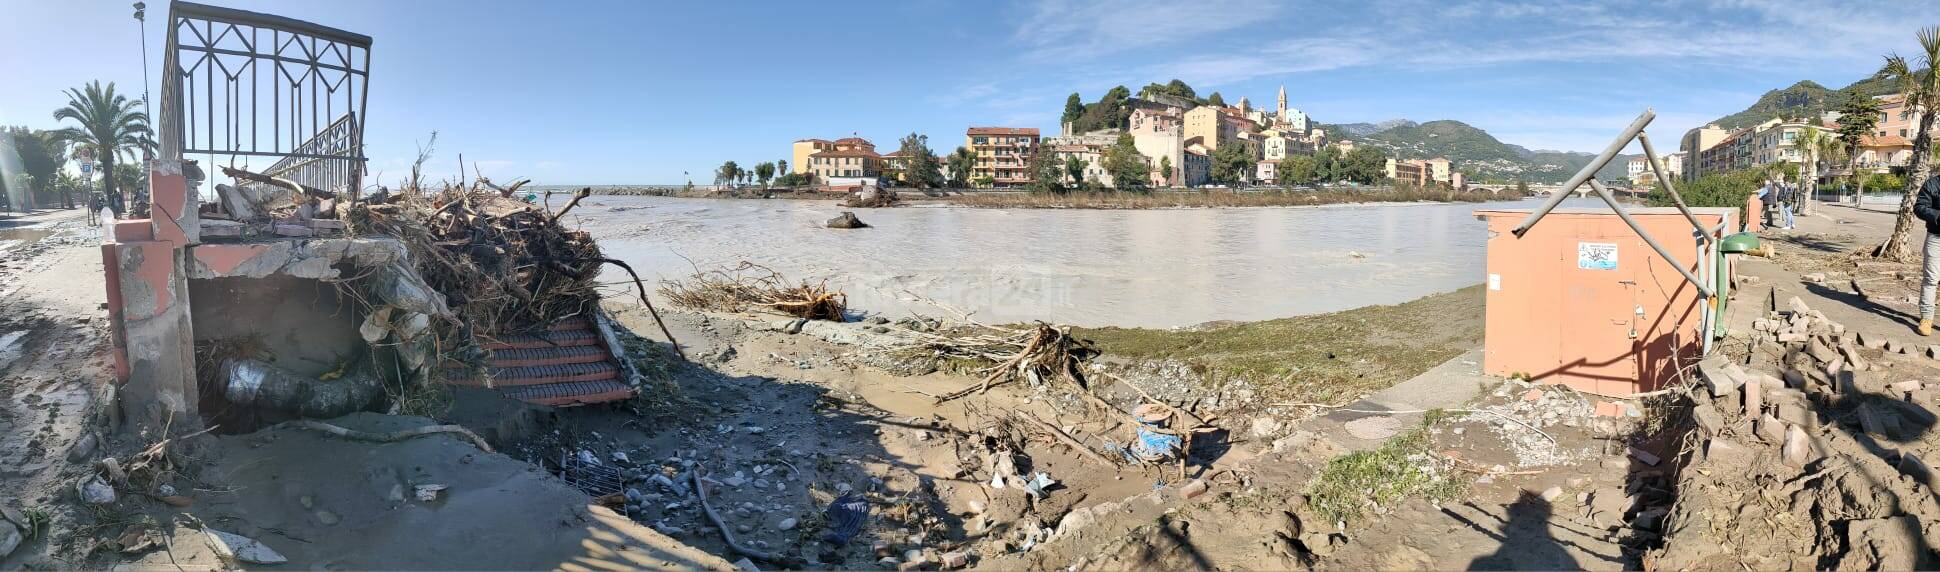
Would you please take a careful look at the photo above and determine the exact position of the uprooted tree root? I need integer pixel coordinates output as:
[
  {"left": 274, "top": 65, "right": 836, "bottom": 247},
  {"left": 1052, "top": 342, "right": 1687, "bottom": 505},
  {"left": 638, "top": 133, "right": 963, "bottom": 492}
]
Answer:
[{"left": 658, "top": 262, "right": 847, "bottom": 321}]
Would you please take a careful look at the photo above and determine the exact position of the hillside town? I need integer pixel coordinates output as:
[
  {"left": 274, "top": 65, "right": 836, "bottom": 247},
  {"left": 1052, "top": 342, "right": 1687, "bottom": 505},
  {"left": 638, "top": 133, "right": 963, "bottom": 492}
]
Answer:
[{"left": 765, "top": 83, "right": 1469, "bottom": 194}]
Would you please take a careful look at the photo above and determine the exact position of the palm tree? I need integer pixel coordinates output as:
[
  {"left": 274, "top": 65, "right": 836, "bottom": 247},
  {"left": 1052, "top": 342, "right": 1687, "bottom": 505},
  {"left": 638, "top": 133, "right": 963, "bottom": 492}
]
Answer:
[
  {"left": 1877, "top": 26, "right": 1940, "bottom": 261},
  {"left": 1793, "top": 126, "right": 1824, "bottom": 216},
  {"left": 51, "top": 81, "right": 150, "bottom": 213}
]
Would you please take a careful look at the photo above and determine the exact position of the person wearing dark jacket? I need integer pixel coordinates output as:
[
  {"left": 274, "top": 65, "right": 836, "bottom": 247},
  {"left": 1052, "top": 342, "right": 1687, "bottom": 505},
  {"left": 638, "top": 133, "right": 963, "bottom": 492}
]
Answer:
[{"left": 1913, "top": 173, "right": 1940, "bottom": 335}]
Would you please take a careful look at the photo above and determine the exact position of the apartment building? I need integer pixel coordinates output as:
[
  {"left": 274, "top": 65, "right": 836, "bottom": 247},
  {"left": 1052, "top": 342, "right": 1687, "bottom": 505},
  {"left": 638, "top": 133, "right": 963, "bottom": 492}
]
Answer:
[
  {"left": 966, "top": 127, "right": 1040, "bottom": 188},
  {"left": 1183, "top": 106, "right": 1239, "bottom": 151},
  {"left": 791, "top": 139, "right": 834, "bottom": 174},
  {"left": 802, "top": 137, "right": 882, "bottom": 181},
  {"left": 1680, "top": 124, "right": 1729, "bottom": 180},
  {"left": 1129, "top": 107, "right": 1187, "bottom": 186},
  {"left": 1042, "top": 133, "right": 1118, "bottom": 187},
  {"left": 1387, "top": 158, "right": 1431, "bottom": 187},
  {"left": 1182, "top": 146, "right": 1211, "bottom": 187}
]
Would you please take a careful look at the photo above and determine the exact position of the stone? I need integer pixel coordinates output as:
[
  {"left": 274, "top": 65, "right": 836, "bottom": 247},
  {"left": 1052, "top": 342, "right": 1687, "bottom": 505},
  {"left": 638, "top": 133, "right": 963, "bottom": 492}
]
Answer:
[
  {"left": 1344, "top": 416, "right": 1403, "bottom": 440},
  {"left": 204, "top": 529, "right": 287, "bottom": 564},
  {"left": 0, "top": 525, "right": 18, "bottom": 561},
  {"left": 1859, "top": 331, "right": 1889, "bottom": 349},
  {"left": 1782, "top": 424, "right": 1819, "bottom": 468},
  {"left": 1889, "top": 380, "right": 1925, "bottom": 394},
  {"left": 1628, "top": 446, "right": 1661, "bottom": 466},
  {"left": 1522, "top": 388, "right": 1543, "bottom": 402},
  {"left": 1302, "top": 533, "right": 1337, "bottom": 556},
  {"left": 1928, "top": 345, "right": 1940, "bottom": 360},
  {"left": 1691, "top": 403, "right": 1726, "bottom": 436},
  {"left": 1539, "top": 486, "right": 1564, "bottom": 502},
  {"left": 733, "top": 557, "right": 760, "bottom": 572},
  {"left": 1803, "top": 272, "right": 1826, "bottom": 283},
  {"left": 1179, "top": 479, "right": 1209, "bottom": 499},
  {"left": 1744, "top": 375, "right": 1765, "bottom": 416},
  {"left": 66, "top": 432, "right": 98, "bottom": 462},
  {"left": 940, "top": 551, "right": 969, "bottom": 569},
  {"left": 1250, "top": 417, "right": 1283, "bottom": 438},
  {"left": 1705, "top": 438, "right": 1754, "bottom": 468},
  {"left": 1885, "top": 339, "right": 1906, "bottom": 354},
  {"left": 315, "top": 510, "right": 340, "bottom": 525},
  {"left": 826, "top": 212, "right": 869, "bottom": 229},
  {"left": 1806, "top": 338, "right": 1839, "bottom": 363},
  {"left": 1756, "top": 414, "right": 1787, "bottom": 443},
  {"left": 777, "top": 517, "right": 798, "bottom": 531},
  {"left": 272, "top": 223, "right": 313, "bottom": 237},
  {"left": 76, "top": 474, "right": 116, "bottom": 504},
  {"left": 1633, "top": 507, "right": 1669, "bottom": 531},
  {"left": 782, "top": 319, "right": 806, "bottom": 335},
  {"left": 1777, "top": 332, "right": 1808, "bottom": 343}
]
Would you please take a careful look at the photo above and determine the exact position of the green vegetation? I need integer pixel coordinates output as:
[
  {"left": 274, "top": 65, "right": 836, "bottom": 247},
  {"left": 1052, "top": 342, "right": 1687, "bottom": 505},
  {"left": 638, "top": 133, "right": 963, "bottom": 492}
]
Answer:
[
  {"left": 1065, "top": 85, "right": 1135, "bottom": 133},
  {"left": 714, "top": 160, "right": 743, "bottom": 187},
  {"left": 1317, "top": 119, "right": 1625, "bottom": 183},
  {"left": 1102, "top": 133, "right": 1149, "bottom": 191},
  {"left": 1075, "top": 286, "right": 1482, "bottom": 404},
  {"left": 1206, "top": 92, "right": 1225, "bottom": 107},
  {"left": 1064, "top": 155, "right": 1085, "bottom": 187},
  {"left": 1027, "top": 146, "right": 1066, "bottom": 194},
  {"left": 897, "top": 132, "right": 943, "bottom": 188},
  {"left": 753, "top": 162, "right": 775, "bottom": 187},
  {"left": 1136, "top": 79, "right": 1198, "bottom": 103},
  {"left": 0, "top": 126, "right": 72, "bottom": 208},
  {"left": 1709, "top": 79, "right": 1899, "bottom": 131},
  {"left": 1308, "top": 420, "right": 1469, "bottom": 523},
  {"left": 947, "top": 147, "right": 976, "bottom": 188},
  {"left": 1210, "top": 143, "right": 1254, "bottom": 185},
  {"left": 1645, "top": 168, "right": 1766, "bottom": 224},
  {"left": 1340, "top": 147, "right": 1388, "bottom": 184},
  {"left": 51, "top": 81, "right": 151, "bottom": 209},
  {"left": 1279, "top": 155, "right": 1318, "bottom": 185}
]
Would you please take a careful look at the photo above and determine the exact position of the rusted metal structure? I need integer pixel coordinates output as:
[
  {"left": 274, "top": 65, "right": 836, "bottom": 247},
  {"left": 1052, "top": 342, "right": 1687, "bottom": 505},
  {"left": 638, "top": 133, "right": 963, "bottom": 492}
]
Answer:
[{"left": 158, "top": 0, "right": 370, "bottom": 195}]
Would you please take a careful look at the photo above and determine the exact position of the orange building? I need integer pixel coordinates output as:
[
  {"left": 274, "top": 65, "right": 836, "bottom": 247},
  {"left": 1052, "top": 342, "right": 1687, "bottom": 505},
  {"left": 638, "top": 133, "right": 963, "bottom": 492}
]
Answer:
[{"left": 965, "top": 127, "right": 1040, "bottom": 188}]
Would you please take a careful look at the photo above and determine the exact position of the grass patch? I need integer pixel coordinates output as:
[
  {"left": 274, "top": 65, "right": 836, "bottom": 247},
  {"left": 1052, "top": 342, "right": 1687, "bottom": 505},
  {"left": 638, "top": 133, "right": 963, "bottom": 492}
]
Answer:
[
  {"left": 943, "top": 187, "right": 1501, "bottom": 209},
  {"left": 1308, "top": 418, "right": 1468, "bottom": 524},
  {"left": 1075, "top": 286, "right": 1483, "bottom": 404}
]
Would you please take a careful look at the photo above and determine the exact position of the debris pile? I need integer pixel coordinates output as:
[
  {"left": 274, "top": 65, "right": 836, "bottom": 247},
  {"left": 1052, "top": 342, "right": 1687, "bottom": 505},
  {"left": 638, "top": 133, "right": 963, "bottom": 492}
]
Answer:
[
  {"left": 1649, "top": 297, "right": 1940, "bottom": 570},
  {"left": 658, "top": 262, "right": 847, "bottom": 321}
]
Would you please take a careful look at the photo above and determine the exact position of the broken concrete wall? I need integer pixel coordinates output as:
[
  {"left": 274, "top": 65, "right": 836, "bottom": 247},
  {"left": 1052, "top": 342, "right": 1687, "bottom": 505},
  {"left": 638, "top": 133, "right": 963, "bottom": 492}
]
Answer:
[{"left": 102, "top": 159, "right": 199, "bottom": 437}]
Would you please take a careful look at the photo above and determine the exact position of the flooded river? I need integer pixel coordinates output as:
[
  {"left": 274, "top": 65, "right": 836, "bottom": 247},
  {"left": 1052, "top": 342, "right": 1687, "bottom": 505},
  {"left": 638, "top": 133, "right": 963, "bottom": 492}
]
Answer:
[{"left": 575, "top": 195, "right": 1594, "bottom": 328}]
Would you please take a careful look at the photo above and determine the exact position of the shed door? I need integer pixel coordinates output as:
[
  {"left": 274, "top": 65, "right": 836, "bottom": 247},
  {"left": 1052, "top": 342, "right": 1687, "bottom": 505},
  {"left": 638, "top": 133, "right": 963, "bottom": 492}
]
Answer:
[{"left": 1558, "top": 233, "right": 1640, "bottom": 394}]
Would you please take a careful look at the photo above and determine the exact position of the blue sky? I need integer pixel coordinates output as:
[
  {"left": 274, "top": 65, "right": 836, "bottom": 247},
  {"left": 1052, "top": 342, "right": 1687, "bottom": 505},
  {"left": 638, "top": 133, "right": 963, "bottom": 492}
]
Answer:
[{"left": 1, "top": 0, "right": 1934, "bottom": 185}]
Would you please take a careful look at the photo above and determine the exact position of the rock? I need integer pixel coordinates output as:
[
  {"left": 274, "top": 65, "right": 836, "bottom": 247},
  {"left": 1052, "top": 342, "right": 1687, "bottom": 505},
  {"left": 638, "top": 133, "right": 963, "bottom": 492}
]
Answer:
[
  {"left": 0, "top": 522, "right": 18, "bottom": 561},
  {"left": 827, "top": 212, "right": 869, "bottom": 229},
  {"left": 1927, "top": 345, "right": 1940, "bottom": 360},
  {"left": 1744, "top": 375, "right": 1765, "bottom": 416},
  {"left": 1179, "top": 479, "right": 1209, "bottom": 499},
  {"left": 66, "top": 433, "right": 98, "bottom": 462},
  {"left": 1782, "top": 424, "right": 1819, "bottom": 468},
  {"left": 1250, "top": 417, "right": 1283, "bottom": 438},
  {"left": 315, "top": 509, "right": 341, "bottom": 525},
  {"left": 1859, "top": 331, "right": 1889, "bottom": 349},
  {"left": 1803, "top": 272, "right": 1826, "bottom": 283},
  {"left": 1301, "top": 532, "right": 1337, "bottom": 556},
  {"left": 1539, "top": 486, "right": 1564, "bottom": 502},
  {"left": 76, "top": 474, "right": 116, "bottom": 505},
  {"left": 204, "top": 529, "right": 287, "bottom": 565},
  {"left": 1806, "top": 338, "right": 1839, "bottom": 363},
  {"left": 1633, "top": 507, "right": 1669, "bottom": 531},
  {"left": 940, "top": 551, "right": 969, "bottom": 569},
  {"left": 1522, "top": 389, "right": 1543, "bottom": 402},
  {"left": 733, "top": 557, "right": 760, "bottom": 572},
  {"left": 777, "top": 517, "right": 798, "bottom": 531},
  {"left": 1888, "top": 380, "right": 1925, "bottom": 394},
  {"left": 1627, "top": 446, "right": 1661, "bottom": 466},
  {"left": 782, "top": 319, "right": 806, "bottom": 335},
  {"left": 1705, "top": 438, "right": 1754, "bottom": 468},
  {"left": 1343, "top": 416, "right": 1402, "bottom": 440},
  {"left": 1691, "top": 403, "right": 1726, "bottom": 436},
  {"left": 1756, "top": 414, "right": 1788, "bottom": 443}
]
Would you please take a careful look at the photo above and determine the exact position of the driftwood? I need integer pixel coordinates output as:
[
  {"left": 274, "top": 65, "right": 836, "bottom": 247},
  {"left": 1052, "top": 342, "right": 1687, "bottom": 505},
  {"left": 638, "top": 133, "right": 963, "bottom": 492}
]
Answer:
[
  {"left": 279, "top": 419, "right": 495, "bottom": 453},
  {"left": 693, "top": 468, "right": 784, "bottom": 563},
  {"left": 659, "top": 262, "right": 847, "bottom": 321},
  {"left": 220, "top": 165, "right": 337, "bottom": 200},
  {"left": 1012, "top": 412, "right": 1116, "bottom": 467},
  {"left": 597, "top": 257, "right": 685, "bottom": 360},
  {"left": 551, "top": 187, "right": 592, "bottom": 223}
]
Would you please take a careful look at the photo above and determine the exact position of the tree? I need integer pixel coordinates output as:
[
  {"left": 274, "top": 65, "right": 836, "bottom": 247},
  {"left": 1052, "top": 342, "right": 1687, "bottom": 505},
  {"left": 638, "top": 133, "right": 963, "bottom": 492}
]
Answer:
[
  {"left": 1062, "top": 93, "right": 1084, "bottom": 125},
  {"left": 1834, "top": 94, "right": 1883, "bottom": 202},
  {"left": 1064, "top": 155, "right": 1085, "bottom": 186},
  {"left": 714, "top": 161, "right": 741, "bottom": 187},
  {"left": 1791, "top": 126, "right": 1824, "bottom": 216},
  {"left": 1279, "top": 155, "right": 1318, "bottom": 186},
  {"left": 897, "top": 132, "right": 942, "bottom": 188},
  {"left": 1313, "top": 146, "right": 1343, "bottom": 182},
  {"left": 1102, "top": 133, "right": 1150, "bottom": 191},
  {"left": 1, "top": 128, "right": 69, "bottom": 208},
  {"left": 1026, "top": 148, "right": 1065, "bottom": 194},
  {"left": 1340, "top": 148, "right": 1388, "bottom": 184},
  {"left": 51, "top": 81, "right": 149, "bottom": 211},
  {"left": 1209, "top": 144, "right": 1253, "bottom": 186},
  {"left": 1158, "top": 155, "right": 1174, "bottom": 187},
  {"left": 947, "top": 147, "right": 976, "bottom": 188},
  {"left": 1876, "top": 26, "right": 1940, "bottom": 261},
  {"left": 754, "top": 162, "right": 775, "bottom": 187},
  {"left": 1206, "top": 92, "right": 1225, "bottom": 107},
  {"left": 1516, "top": 179, "right": 1531, "bottom": 196},
  {"left": 776, "top": 159, "right": 788, "bottom": 176}
]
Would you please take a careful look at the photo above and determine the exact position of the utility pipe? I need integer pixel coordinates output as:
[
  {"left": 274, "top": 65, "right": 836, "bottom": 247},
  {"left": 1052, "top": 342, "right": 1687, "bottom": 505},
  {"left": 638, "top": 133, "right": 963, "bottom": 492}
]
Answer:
[
  {"left": 1584, "top": 180, "right": 1714, "bottom": 298},
  {"left": 1510, "top": 109, "right": 1656, "bottom": 237}
]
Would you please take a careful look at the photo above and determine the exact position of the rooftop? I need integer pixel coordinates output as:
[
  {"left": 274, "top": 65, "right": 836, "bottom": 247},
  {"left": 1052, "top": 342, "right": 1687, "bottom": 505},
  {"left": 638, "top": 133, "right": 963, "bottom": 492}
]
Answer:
[
  {"left": 810, "top": 149, "right": 882, "bottom": 159},
  {"left": 968, "top": 127, "right": 1040, "bottom": 136}
]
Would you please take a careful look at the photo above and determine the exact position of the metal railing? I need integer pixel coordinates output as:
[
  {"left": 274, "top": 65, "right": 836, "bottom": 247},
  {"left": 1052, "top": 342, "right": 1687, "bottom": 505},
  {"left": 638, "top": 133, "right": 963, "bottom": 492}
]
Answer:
[{"left": 158, "top": 1, "right": 371, "bottom": 196}]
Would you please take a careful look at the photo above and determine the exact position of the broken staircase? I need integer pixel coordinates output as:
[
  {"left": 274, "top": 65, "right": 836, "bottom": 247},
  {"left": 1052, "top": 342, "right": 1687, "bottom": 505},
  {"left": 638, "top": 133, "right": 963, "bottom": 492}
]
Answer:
[{"left": 447, "top": 316, "right": 638, "bottom": 406}]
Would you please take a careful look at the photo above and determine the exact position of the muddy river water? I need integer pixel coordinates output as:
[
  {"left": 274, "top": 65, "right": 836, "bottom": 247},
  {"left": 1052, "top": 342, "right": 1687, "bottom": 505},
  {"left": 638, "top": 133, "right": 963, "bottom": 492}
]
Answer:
[{"left": 576, "top": 195, "right": 1597, "bottom": 328}]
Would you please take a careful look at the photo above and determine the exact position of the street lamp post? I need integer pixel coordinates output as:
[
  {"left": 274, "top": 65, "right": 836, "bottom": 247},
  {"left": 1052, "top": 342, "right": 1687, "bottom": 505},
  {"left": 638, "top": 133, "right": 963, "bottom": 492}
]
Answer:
[{"left": 134, "top": 3, "right": 150, "bottom": 119}]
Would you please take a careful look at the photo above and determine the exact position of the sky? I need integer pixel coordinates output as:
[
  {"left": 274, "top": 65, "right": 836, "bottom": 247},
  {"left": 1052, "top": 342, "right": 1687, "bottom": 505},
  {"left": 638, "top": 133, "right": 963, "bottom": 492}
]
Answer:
[{"left": 1, "top": 0, "right": 1935, "bottom": 185}]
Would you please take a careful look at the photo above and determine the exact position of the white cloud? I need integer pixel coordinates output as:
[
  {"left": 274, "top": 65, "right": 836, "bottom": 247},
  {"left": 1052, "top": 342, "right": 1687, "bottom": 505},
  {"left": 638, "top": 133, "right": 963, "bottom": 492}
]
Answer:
[{"left": 1014, "top": 0, "right": 1283, "bottom": 62}]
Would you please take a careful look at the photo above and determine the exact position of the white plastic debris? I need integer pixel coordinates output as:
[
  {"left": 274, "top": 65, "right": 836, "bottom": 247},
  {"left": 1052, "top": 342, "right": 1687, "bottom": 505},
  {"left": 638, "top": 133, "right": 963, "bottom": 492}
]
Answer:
[
  {"left": 204, "top": 529, "right": 288, "bottom": 564},
  {"left": 414, "top": 484, "right": 449, "bottom": 501}
]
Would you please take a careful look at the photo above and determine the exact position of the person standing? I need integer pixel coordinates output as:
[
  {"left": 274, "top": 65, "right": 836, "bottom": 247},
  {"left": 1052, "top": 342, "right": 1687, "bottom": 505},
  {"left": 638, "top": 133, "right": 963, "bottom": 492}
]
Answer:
[
  {"left": 1914, "top": 173, "right": 1940, "bottom": 335},
  {"left": 86, "top": 193, "right": 103, "bottom": 225},
  {"left": 1778, "top": 182, "right": 1797, "bottom": 229},
  {"left": 106, "top": 191, "right": 124, "bottom": 221}
]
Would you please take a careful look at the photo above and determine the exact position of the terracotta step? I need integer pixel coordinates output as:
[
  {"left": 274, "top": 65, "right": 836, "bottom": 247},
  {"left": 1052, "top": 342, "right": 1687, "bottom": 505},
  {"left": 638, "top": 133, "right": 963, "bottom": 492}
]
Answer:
[
  {"left": 488, "top": 345, "right": 608, "bottom": 368},
  {"left": 444, "top": 361, "right": 620, "bottom": 388},
  {"left": 485, "top": 330, "right": 601, "bottom": 350},
  {"left": 500, "top": 379, "right": 636, "bottom": 407}
]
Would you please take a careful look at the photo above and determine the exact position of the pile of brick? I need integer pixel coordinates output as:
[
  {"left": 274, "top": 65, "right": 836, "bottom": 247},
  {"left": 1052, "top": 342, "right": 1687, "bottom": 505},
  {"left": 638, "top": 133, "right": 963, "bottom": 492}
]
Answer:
[{"left": 1650, "top": 297, "right": 1940, "bottom": 569}]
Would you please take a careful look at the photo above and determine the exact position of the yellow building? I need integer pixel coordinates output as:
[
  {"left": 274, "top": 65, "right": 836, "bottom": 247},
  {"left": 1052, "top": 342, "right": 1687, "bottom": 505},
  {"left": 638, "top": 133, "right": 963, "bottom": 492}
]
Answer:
[
  {"left": 791, "top": 139, "right": 834, "bottom": 174},
  {"left": 965, "top": 127, "right": 1040, "bottom": 188}
]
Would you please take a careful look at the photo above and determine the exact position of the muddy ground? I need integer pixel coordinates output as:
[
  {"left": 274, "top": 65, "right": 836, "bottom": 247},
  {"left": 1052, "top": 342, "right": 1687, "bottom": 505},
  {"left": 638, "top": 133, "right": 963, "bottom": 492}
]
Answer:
[{"left": 6, "top": 200, "right": 1937, "bottom": 570}]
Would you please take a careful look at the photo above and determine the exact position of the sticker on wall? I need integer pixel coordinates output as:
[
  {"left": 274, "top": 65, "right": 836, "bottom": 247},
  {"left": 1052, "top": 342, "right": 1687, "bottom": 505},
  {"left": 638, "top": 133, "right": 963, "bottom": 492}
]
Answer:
[
  {"left": 1577, "top": 242, "right": 1618, "bottom": 270},
  {"left": 1488, "top": 273, "right": 1501, "bottom": 290}
]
